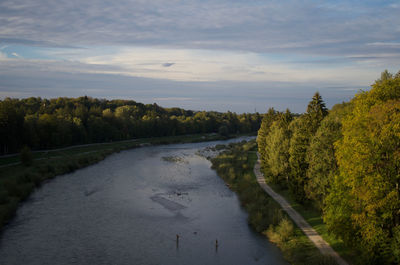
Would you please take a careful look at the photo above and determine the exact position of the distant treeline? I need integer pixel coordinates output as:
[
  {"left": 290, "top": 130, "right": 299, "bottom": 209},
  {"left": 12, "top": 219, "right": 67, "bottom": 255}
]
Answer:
[
  {"left": 257, "top": 70, "right": 400, "bottom": 264},
  {"left": 0, "top": 96, "right": 261, "bottom": 154}
]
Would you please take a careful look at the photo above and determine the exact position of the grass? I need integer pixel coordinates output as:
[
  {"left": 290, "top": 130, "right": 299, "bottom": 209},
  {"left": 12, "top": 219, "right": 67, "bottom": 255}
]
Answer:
[
  {"left": 0, "top": 132, "right": 244, "bottom": 231},
  {"left": 266, "top": 183, "right": 355, "bottom": 263},
  {"left": 211, "top": 141, "right": 336, "bottom": 265}
]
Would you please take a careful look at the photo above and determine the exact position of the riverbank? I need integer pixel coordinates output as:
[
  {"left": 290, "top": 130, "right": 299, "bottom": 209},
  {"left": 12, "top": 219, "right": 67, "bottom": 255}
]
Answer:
[
  {"left": 0, "top": 133, "right": 247, "bottom": 230},
  {"left": 0, "top": 137, "right": 288, "bottom": 265},
  {"left": 254, "top": 156, "right": 348, "bottom": 265},
  {"left": 211, "top": 140, "right": 336, "bottom": 265}
]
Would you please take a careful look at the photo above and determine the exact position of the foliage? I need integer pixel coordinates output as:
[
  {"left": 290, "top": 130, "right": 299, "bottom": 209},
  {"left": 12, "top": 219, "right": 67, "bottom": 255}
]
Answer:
[
  {"left": 304, "top": 102, "right": 352, "bottom": 210},
  {"left": 257, "top": 108, "right": 278, "bottom": 171},
  {"left": 0, "top": 96, "right": 261, "bottom": 155},
  {"left": 218, "top": 125, "right": 229, "bottom": 137},
  {"left": 265, "top": 110, "right": 292, "bottom": 185},
  {"left": 324, "top": 72, "right": 400, "bottom": 264},
  {"left": 255, "top": 75, "right": 397, "bottom": 263},
  {"left": 266, "top": 218, "right": 295, "bottom": 243},
  {"left": 288, "top": 116, "right": 310, "bottom": 201},
  {"left": 288, "top": 93, "right": 328, "bottom": 202},
  {"left": 211, "top": 141, "right": 332, "bottom": 265}
]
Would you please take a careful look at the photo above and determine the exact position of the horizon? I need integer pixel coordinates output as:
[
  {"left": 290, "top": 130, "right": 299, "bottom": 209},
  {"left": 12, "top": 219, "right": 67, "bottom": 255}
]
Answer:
[{"left": 1, "top": 0, "right": 399, "bottom": 113}]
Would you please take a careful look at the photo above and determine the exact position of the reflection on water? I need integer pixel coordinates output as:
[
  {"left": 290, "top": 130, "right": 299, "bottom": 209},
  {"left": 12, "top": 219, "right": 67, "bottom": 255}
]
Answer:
[{"left": 0, "top": 138, "right": 288, "bottom": 265}]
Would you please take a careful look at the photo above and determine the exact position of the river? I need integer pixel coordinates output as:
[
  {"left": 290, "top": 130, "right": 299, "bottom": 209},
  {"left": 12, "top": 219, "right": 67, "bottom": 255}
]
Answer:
[{"left": 0, "top": 138, "right": 287, "bottom": 265}]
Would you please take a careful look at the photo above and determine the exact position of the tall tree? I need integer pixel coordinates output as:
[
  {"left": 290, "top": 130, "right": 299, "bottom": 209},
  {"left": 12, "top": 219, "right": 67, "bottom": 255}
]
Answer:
[
  {"left": 0, "top": 99, "right": 24, "bottom": 154},
  {"left": 288, "top": 92, "right": 328, "bottom": 202},
  {"left": 305, "top": 102, "right": 352, "bottom": 210},
  {"left": 324, "top": 72, "right": 400, "bottom": 263},
  {"left": 257, "top": 108, "right": 278, "bottom": 172},
  {"left": 265, "top": 109, "right": 292, "bottom": 186}
]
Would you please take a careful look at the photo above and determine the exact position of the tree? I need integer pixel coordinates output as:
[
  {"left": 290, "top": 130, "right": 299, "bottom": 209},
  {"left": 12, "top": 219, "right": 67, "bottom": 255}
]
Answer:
[
  {"left": 304, "top": 102, "right": 352, "bottom": 210},
  {"left": 324, "top": 71, "right": 400, "bottom": 263},
  {"left": 218, "top": 125, "right": 229, "bottom": 137},
  {"left": 288, "top": 116, "right": 309, "bottom": 201},
  {"left": 0, "top": 96, "right": 262, "bottom": 153},
  {"left": 376, "top": 69, "right": 393, "bottom": 84},
  {"left": 305, "top": 92, "right": 328, "bottom": 133},
  {"left": 0, "top": 99, "right": 24, "bottom": 154},
  {"left": 257, "top": 108, "right": 277, "bottom": 172},
  {"left": 265, "top": 109, "right": 292, "bottom": 186},
  {"left": 288, "top": 93, "right": 328, "bottom": 202}
]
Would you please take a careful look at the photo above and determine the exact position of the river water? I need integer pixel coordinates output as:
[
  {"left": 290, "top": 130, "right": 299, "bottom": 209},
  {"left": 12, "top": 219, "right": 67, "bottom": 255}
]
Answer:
[{"left": 0, "top": 138, "right": 287, "bottom": 265}]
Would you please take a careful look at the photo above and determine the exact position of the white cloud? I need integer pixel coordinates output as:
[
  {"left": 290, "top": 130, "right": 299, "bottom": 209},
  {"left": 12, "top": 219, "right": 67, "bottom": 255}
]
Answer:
[
  {"left": 47, "top": 46, "right": 380, "bottom": 86},
  {"left": 367, "top": 42, "right": 400, "bottom": 47},
  {"left": 0, "top": 0, "right": 398, "bottom": 112},
  {"left": 0, "top": 0, "right": 399, "bottom": 57},
  {"left": 1, "top": 45, "right": 385, "bottom": 87}
]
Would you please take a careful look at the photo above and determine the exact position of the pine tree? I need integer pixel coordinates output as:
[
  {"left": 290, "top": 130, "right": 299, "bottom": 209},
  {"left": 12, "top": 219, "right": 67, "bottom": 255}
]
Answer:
[{"left": 288, "top": 92, "right": 328, "bottom": 202}]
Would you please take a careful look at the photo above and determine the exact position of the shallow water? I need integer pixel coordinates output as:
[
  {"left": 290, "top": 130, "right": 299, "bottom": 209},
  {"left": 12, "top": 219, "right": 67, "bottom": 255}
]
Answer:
[{"left": 0, "top": 138, "right": 288, "bottom": 265}]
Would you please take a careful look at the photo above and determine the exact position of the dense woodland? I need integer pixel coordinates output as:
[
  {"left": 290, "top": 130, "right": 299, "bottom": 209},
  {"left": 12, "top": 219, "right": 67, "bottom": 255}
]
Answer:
[
  {"left": 257, "top": 70, "right": 400, "bottom": 264},
  {"left": 0, "top": 97, "right": 261, "bottom": 155}
]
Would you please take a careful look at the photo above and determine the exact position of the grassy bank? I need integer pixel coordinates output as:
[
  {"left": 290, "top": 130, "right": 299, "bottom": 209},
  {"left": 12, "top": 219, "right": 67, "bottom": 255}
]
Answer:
[
  {"left": 266, "top": 183, "right": 356, "bottom": 263},
  {"left": 211, "top": 140, "right": 336, "bottom": 265},
  {"left": 0, "top": 133, "right": 240, "bottom": 230}
]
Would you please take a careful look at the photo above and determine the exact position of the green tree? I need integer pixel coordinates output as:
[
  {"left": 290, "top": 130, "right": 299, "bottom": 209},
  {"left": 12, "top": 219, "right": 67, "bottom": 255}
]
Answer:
[
  {"left": 305, "top": 92, "right": 328, "bottom": 133},
  {"left": 257, "top": 108, "right": 277, "bottom": 172},
  {"left": 265, "top": 109, "right": 292, "bottom": 186},
  {"left": 304, "top": 102, "right": 352, "bottom": 210},
  {"left": 324, "top": 71, "right": 400, "bottom": 263},
  {"left": 288, "top": 92, "right": 328, "bottom": 202},
  {"left": 288, "top": 116, "right": 309, "bottom": 201},
  {"left": 218, "top": 125, "right": 229, "bottom": 137},
  {"left": 376, "top": 69, "right": 393, "bottom": 84},
  {"left": 0, "top": 99, "right": 24, "bottom": 154}
]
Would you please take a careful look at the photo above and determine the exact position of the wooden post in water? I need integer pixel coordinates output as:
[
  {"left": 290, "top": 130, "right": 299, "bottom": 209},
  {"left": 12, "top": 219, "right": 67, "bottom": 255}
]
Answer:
[
  {"left": 176, "top": 234, "right": 179, "bottom": 249},
  {"left": 215, "top": 239, "right": 218, "bottom": 252}
]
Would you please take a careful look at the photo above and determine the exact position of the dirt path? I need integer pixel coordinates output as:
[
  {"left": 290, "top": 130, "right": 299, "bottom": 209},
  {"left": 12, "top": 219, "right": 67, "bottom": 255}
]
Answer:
[{"left": 253, "top": 154, "right": 348, "bottom": 265}]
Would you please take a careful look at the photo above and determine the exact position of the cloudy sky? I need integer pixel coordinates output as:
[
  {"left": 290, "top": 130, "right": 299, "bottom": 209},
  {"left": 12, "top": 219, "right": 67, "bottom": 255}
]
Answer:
[{"left": 0, "top": 0, "right": 399, "bottom": 112}]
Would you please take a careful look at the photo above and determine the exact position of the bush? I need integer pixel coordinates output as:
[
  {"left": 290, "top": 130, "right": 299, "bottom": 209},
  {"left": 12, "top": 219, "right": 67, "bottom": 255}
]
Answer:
[{"left": 266, "top": 218, "right": 294, "bottom": 243}]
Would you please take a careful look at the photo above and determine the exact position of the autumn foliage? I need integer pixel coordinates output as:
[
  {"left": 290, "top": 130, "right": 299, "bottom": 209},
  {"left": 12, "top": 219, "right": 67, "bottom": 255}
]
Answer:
[{"left": 257, "top": 70, "right": 400, "bottom": 264}]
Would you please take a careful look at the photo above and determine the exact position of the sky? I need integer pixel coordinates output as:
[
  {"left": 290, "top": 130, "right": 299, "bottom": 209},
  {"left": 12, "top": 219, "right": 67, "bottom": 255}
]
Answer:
[{"left": 0, "top": 0, "right": 399, "bottom": 113}]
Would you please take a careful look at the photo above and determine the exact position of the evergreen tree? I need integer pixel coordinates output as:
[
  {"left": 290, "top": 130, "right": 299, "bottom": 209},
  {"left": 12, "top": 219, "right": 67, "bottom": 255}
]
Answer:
[
  {"left": 288, "top": 116, "right": 309, "bottom": 201},
  {"left": 305, "top": 92, "right": 328, "bottom": 133},
  {"left": 288, "top": 92, "right": 328, "bottom": 202}
]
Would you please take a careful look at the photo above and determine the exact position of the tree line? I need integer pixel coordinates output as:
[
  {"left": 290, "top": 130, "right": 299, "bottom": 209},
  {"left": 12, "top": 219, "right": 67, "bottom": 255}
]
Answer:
[
  {"left": 257, "top": 70, "right": 400, "bottom": 264},
  {"left": 0, "top": 96, "right": 261, "bottom": 155}
]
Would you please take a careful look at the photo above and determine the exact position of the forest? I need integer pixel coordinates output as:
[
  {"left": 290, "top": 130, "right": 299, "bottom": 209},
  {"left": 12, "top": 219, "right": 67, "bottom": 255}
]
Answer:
[
  {"left": 257, "top": 70, "right": 400, "bottom": 264},
  {"left": 0, "top": 96, "right": 261, "bottom": 155}
]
